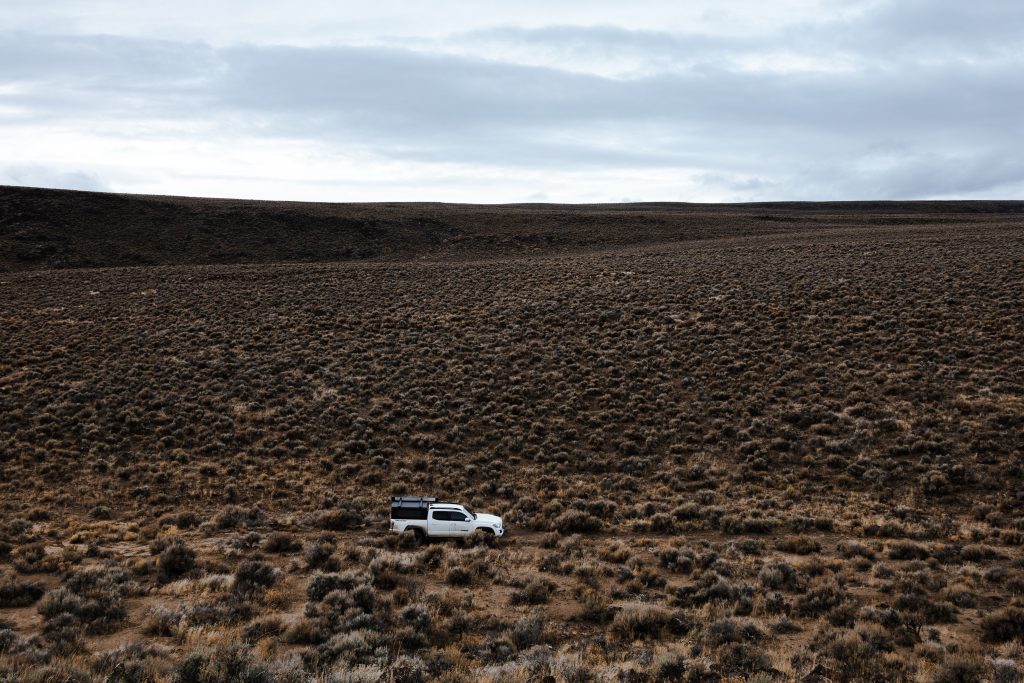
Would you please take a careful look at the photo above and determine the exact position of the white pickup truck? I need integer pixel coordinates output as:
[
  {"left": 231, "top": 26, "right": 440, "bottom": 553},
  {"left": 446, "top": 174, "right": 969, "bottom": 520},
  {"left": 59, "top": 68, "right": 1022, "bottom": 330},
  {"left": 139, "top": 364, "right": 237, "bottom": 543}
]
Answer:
[{"left": 389, "top": 496, "right": 504, "bottom": 542}]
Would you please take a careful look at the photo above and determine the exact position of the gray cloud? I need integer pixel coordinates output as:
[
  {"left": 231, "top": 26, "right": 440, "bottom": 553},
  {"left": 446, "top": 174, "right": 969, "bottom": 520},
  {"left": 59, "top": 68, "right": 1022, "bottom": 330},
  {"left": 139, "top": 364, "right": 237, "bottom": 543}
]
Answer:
[
  {"left": 1, "top": 0, "right": 1022, "bottom": 201},
  {"left": 834, "top": 153, "right": 1024, "bottom": 200},
  {"left": 447, "top": 25, "right": 742, "bottom": 71},
  {"left": 0, "top": 164, "right": 109, "bottom": 192},
  {"left": 833, "top": 0, "right": 1024, "bottom": 58}
]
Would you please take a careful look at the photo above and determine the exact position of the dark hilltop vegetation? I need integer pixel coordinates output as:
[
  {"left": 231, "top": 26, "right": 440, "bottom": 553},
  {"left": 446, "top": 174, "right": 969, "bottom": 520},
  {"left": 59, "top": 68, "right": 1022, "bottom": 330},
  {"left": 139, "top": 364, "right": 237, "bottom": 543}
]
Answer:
[
  {"left": 2, "top": 184, "right": 1023, "bottom": 270},
  {"left": 1, "top": 185, "right": 1023, "bottom": 681}
]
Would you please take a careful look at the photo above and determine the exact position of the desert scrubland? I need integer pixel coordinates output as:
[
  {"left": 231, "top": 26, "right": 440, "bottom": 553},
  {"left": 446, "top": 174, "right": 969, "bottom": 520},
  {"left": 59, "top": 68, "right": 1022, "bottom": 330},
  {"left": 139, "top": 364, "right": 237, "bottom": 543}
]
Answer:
[{"left": 1, "top": 187, "right": 1023, "bottom": 681}]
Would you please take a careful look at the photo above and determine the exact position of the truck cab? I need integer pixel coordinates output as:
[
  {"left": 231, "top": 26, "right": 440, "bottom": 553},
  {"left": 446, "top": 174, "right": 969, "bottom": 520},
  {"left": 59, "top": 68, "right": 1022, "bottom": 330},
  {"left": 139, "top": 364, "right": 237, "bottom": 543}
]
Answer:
[{"left": 428, "top": 506, "right": 475, "bottom": 537}]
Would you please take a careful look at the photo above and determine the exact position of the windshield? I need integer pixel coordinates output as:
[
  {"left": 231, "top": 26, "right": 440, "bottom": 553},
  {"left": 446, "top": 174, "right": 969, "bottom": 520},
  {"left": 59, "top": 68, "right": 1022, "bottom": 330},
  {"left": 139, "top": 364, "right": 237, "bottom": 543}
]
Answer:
[{"left": 464, "top": 507, "right": 476, "bottom": 519}]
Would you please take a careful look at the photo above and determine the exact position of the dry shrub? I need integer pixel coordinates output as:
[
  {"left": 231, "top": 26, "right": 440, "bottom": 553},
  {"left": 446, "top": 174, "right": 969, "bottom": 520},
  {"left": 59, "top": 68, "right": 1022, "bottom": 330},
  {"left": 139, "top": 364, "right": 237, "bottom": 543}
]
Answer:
[
  {"left": 241, "top": 618, "right": 285, "bottom": 644},
  {"left": 651, "top": 649, "right": 687, "bottom": 680},
  {"left": 303, "top": 542, "right": 339, "bottom": 571},
  {"left": 141, "top": 606, "right": 183, "bottom": 637},
  {"left": 233, "top": 561, "right": 281, "bottom": 595},
  {"left": 610, "top": 604, "right": 674, "bottom": 640},
  {"left": 758, "top": 561, "right": 802, "bottom": 591},
  {"left": 816, "top": 628, "right": 913, "bottom": 682},
  {"left": 704, "top": 618, "right": 764, "bottom": 647},
  {"left": 315, "top": 507, "right": 364, "bottom": 531},
  {"left": 263, "top": 532, "right": 301, "bottom": 554},
  {"left": 445, "top": 567, "right": 472, "bottom": 587},
  {"left": 213, "top": 506, "right": 266, "bottom": 530},
  {"left": 983, "top": 608, "right": 1024, "bottom": 643},
  {"left": 171, "top": 642, "right": 274, "bottom": 683},
  {"left": 157, "top": 539, "right": 196, "bottom": 582},
  {"left": 307, "top": 571, "right": 368, "bottom": 602},
  {"left": 508, "top": 613, "right": 546, "bottom": 650},
  {"left": 657, "top": 547, "right": 695, "bottom": 574},
  {"left": 509, "top": 577, "right": 553, "bottom": 606},
  {"left": 795, "top": 581, "right": 849, "bottom": 617},
  {"left": 12, "top": 543, "right": 60, "bottom": 574},
  {"left": 929, "top": 655, "right": 987, "bottom": 683},
  {"left": 0, "top": 574, "right": 44, "bottom": 607},
  {"left": 961, "top": 544, "right": 1002, "bottom": 562},
  {"left": 776, "top": 535, "right": 822, "bottom": 555},
  {"left": 553, "top": 511, "right": 602, "bottom": 534},
  {"left": 37, "top": 587, "right": 127, "bottom": 636},
  {"left": 888, "top": 542, "right": 931, "bottom": 561},
  {"left": 576, "top": 590, "right": 613, "bottom": 623}
]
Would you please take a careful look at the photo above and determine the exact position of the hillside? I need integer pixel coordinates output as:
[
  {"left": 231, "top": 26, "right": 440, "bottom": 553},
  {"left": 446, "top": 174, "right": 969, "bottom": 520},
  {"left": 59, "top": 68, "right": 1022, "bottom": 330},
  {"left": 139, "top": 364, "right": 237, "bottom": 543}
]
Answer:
[
  {"left": 2, "top": 184, "right": 1023, "bottom": 270},
  {"left": 1, "top": 187, "right": 1023, "bottom": 681}
]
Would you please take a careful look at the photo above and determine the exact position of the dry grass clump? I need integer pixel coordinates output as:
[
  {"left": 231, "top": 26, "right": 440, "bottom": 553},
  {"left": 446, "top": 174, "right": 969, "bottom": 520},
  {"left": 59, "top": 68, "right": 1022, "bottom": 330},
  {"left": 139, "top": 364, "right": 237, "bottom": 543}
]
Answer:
[
  {"left": 983, "top": 608, "right": 1024, "bottom": 643},
  {"left": 30, "top": 563, "right": 142, "bottom": 650},
  {"left": 11, "top": 543, "right": 61, "bottom": 574},
  {"left": 263, "top": 532, "right": 301, "bottom": 554},
  {"left": 172, "top": 642, "right": 275, "bottom": 683},
  {"left": 888, "top": 541, "right": 932, "bottom": 561},
  {"left": 610, "top": 604, "right": 679, "bottom": 640},
  {"left": 233, "top": 560, "right": 281, "bottom": 595},
  {"left": 445, "top": 566, "right": 472, "bottom": 587},
  {"left": 509, "top": 576, "right": 554, "bottom": 606},
  {"left": 307, "top": 570, "right": 369, "bottom": 602},
  {"left": 758, "top": 561, "right": 803, "bottom": 592},
  {"left": 156, "top": 539, "right": 196, "bottom": 582},
  {"left": 142, "top": 606, "right": 184, "bottom": 637},
  {"left": 0, "top": 573, "right": 44, "bottom": 607},
  {"left": 812, "top": 627, "right": 914, "bottom": 682},
  {"left": 38, "top": 587, "right": 127, "bottom": 638},
  {"left": 794, "top": 580, "right": 850, "bottom": 617},
  {"left": 657, "top": 545, "right": 696, "bottom": 573},
  {"left": 303, "top": 539, "right": 340, "bottom": 571},
  {"left": 314, "top": 506, "right": 365, "bottom": 532},
  {"left": 928, "top": 655, "right": 987, "bottom": 683},
  {"left": 552, "top": 510, "right": 603, "bottom": 534},
  {"left": 776, "top": 535, "right": 822, "bottom": 555},
  {"left": 212, "top": 506, "right": 267, "bottom": 530}
]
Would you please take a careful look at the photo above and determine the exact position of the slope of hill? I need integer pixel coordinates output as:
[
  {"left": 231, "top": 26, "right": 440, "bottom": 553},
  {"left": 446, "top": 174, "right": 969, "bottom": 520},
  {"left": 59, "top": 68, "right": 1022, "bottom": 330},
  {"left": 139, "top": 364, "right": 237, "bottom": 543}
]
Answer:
[
  {"left": 1, "top": 186, "right": 1024, "bottom": 681},
  {"left": 2, "top": 184, "right": 1023, "bottom": 270}
]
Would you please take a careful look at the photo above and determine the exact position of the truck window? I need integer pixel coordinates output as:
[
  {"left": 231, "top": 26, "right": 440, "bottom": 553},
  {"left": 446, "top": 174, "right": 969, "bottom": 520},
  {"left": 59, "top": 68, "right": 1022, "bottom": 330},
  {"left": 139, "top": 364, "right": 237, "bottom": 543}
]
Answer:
[
  {"left": 451, "top": 512, "right": 469, "bottom": 522},
  {"left": 393, "top": 507, "right": 428, "bottom": 520},
  {"left": 431, "top": 511, "right": 451, "bottom": 521}
]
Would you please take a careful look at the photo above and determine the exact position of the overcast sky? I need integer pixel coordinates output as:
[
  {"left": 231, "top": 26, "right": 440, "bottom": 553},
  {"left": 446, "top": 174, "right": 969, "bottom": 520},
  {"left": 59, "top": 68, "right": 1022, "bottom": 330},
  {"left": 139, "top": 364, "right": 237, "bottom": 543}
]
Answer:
[{"left": 1, "top": 0, "right": 1021, "bottom": 203}]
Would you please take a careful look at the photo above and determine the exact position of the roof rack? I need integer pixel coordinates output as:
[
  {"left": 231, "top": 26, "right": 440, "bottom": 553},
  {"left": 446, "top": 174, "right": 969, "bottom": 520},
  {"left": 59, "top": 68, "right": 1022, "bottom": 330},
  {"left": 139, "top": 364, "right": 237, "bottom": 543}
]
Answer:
[{"left": 391, "top": 496, "right": 437, "bottom": 508}]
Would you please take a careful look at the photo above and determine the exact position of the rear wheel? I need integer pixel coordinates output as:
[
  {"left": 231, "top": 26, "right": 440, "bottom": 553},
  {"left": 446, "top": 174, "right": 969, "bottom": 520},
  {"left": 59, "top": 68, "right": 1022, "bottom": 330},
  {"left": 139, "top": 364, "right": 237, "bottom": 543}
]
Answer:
[{"left": 411, "top": 528, "right": 425, "bottom": 545}]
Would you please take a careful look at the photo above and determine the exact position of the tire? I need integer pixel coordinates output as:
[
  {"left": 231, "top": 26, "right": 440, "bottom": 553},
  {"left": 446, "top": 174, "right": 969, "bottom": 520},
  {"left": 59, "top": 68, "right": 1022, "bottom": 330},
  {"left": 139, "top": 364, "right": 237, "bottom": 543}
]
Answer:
[{"left": 411, "top": 528, "right": 425, "bottom": 545}]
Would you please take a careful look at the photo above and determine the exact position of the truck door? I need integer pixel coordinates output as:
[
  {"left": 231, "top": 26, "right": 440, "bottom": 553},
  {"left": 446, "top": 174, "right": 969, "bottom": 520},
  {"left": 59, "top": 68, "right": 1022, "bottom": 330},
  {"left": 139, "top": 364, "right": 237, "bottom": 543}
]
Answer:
[
  {"left": 450, "top": 511, "right": 472, "bottom": 536},
  {"left": 429, "top": 510, "right": 450, "bottom": 537}
]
